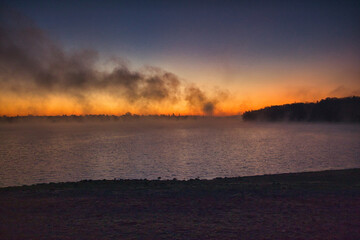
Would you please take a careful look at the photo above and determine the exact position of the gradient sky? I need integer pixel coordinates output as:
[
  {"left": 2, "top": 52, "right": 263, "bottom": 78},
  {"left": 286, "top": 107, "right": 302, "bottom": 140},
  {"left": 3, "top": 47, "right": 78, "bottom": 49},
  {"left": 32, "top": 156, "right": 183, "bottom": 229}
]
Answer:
[{"left": 0, "top": 0, "right": 359, "bottom": 116}]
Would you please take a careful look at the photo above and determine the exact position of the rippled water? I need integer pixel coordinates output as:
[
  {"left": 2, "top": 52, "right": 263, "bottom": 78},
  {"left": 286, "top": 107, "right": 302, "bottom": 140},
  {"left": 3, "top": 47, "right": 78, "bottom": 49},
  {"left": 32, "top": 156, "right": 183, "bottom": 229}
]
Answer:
[{"left": 0, "top": 120, "right": 359, "bottom": 187}]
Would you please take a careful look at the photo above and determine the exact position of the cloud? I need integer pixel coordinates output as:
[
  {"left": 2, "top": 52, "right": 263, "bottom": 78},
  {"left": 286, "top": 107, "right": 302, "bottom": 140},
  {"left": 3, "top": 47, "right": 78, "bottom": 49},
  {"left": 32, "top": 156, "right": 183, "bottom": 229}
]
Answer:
[
  {"left": 328, "top": 85, "right": 360, "bottom": 97},
  {"left": 185, "top": 86, "right": 218, "bottom": 115},
  {"left": 0, "top": 10, "right": 228, "bottom": 115}
]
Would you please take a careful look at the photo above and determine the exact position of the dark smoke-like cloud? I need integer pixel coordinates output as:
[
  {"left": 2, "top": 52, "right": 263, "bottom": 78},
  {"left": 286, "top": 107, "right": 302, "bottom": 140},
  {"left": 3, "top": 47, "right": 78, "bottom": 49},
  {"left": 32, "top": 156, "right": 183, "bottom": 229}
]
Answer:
[
  {"left": 0, "top": 10, "right": 227, "bottom": 115},
  {"left": 185, "top": 86, "right": 217, "bottom": 115},
  {"left": 0, "top": 16, "right": 180, "bottom": 101}
]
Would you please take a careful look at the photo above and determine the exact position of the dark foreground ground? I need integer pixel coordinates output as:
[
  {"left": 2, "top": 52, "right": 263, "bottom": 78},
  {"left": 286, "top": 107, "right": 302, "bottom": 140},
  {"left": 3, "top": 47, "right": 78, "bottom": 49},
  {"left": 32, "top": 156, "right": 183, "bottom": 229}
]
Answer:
[{"left": 1, "top": 169, "right": 360, "bottom": 240}]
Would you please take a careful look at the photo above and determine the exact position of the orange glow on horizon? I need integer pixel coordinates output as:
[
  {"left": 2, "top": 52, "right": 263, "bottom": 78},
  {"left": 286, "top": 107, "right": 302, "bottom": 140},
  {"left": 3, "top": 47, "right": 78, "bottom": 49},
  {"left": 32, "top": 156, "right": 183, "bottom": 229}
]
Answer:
[
  {"left": 1, "top": 83, "right": 357, "bottom": 117},
  {"left": 1, "top": 62, "right": 359, "bottom": 117}
]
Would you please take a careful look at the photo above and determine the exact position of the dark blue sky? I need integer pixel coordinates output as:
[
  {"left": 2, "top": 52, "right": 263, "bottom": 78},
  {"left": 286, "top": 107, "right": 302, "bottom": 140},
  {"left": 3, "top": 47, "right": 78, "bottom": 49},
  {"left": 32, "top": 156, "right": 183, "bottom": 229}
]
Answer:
[
  {"left": 1, "top": 0, "right": 360, "bottom": 113},
  {"left": 2, "top": 0, "right": 359, "bottom": 61}
]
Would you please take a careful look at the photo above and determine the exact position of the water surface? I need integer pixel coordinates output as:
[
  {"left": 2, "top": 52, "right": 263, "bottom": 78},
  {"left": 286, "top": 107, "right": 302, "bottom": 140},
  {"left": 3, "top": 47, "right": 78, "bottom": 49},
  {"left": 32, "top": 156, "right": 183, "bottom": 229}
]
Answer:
[{"left": 0, "top": 120, "right": 359, "bottom": 187}]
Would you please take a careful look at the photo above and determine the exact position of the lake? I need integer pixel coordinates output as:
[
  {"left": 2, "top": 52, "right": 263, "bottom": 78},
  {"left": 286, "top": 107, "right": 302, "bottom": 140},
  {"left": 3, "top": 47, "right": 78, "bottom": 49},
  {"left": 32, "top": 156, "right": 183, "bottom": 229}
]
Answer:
[{"left": 0, "top": 119, "right": 359, "bottom": 187}]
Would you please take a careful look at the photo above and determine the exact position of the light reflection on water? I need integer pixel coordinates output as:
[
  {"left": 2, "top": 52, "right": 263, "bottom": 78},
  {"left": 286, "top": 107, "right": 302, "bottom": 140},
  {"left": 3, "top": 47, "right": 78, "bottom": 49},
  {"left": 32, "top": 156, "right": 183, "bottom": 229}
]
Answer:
[{"left": 0, "top": 120, "right": 359, "bottom": 187}]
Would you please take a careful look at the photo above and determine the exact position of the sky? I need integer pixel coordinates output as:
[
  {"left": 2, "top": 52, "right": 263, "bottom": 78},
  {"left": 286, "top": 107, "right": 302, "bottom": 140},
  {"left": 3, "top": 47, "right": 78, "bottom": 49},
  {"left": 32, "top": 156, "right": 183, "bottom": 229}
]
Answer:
[{"left": 0, "top": 0, "right": 359, "bottom": 116}]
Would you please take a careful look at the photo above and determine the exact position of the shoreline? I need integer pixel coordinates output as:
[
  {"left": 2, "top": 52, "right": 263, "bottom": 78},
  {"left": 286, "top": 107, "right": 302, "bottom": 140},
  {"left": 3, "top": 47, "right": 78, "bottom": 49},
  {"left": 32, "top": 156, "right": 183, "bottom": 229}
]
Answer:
[
  {"left": 1, "top": 168, "right": 360, "bottom": 239},
  {"left": 1, "top": 167, "right": 359, "bottom": 190}
]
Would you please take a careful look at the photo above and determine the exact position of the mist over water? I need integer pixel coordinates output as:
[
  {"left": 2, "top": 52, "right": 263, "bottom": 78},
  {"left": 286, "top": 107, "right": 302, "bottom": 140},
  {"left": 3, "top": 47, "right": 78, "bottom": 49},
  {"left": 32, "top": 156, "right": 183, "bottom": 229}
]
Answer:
[{"left": 0, "top": 120, "right": 359, "bottom": 187}]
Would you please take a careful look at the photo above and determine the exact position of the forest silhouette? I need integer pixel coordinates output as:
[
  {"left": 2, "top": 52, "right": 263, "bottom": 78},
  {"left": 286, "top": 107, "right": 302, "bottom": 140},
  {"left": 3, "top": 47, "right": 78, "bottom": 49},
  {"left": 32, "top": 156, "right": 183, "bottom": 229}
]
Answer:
[{"left": 243, "top": 97, "right": 360, "bottom": 122}]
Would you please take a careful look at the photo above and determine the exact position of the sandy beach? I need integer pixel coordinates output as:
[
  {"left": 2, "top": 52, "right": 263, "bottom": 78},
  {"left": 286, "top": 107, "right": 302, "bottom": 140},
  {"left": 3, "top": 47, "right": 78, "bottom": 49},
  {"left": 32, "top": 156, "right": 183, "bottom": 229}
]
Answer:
[{"left": 1, "top": 168, "right": 360, "bottom": 240}]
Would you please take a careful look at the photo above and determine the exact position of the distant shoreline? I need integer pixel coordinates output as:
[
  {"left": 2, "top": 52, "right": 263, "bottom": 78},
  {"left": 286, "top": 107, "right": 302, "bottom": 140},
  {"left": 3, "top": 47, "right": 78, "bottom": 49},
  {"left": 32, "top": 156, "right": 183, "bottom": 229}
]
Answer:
[
  {"left": 0, "top": 114, "right": 242, "bottom": 124},
  {"left": 243, "top": 96, "right": 360, "bottom": 122},
  {"left": 1, "top": 96, "right": 360, "bottom": 123}
]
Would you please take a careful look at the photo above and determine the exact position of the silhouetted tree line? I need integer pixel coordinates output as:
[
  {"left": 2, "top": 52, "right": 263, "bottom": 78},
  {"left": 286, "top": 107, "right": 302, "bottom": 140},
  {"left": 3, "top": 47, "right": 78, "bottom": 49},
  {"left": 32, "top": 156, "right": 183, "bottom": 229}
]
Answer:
[
  {"left": 0, "top": 113, "right": 228, "bottom": 123},
  {"left": 242, "top": 97, "right": 360, "bottom": 122}
]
